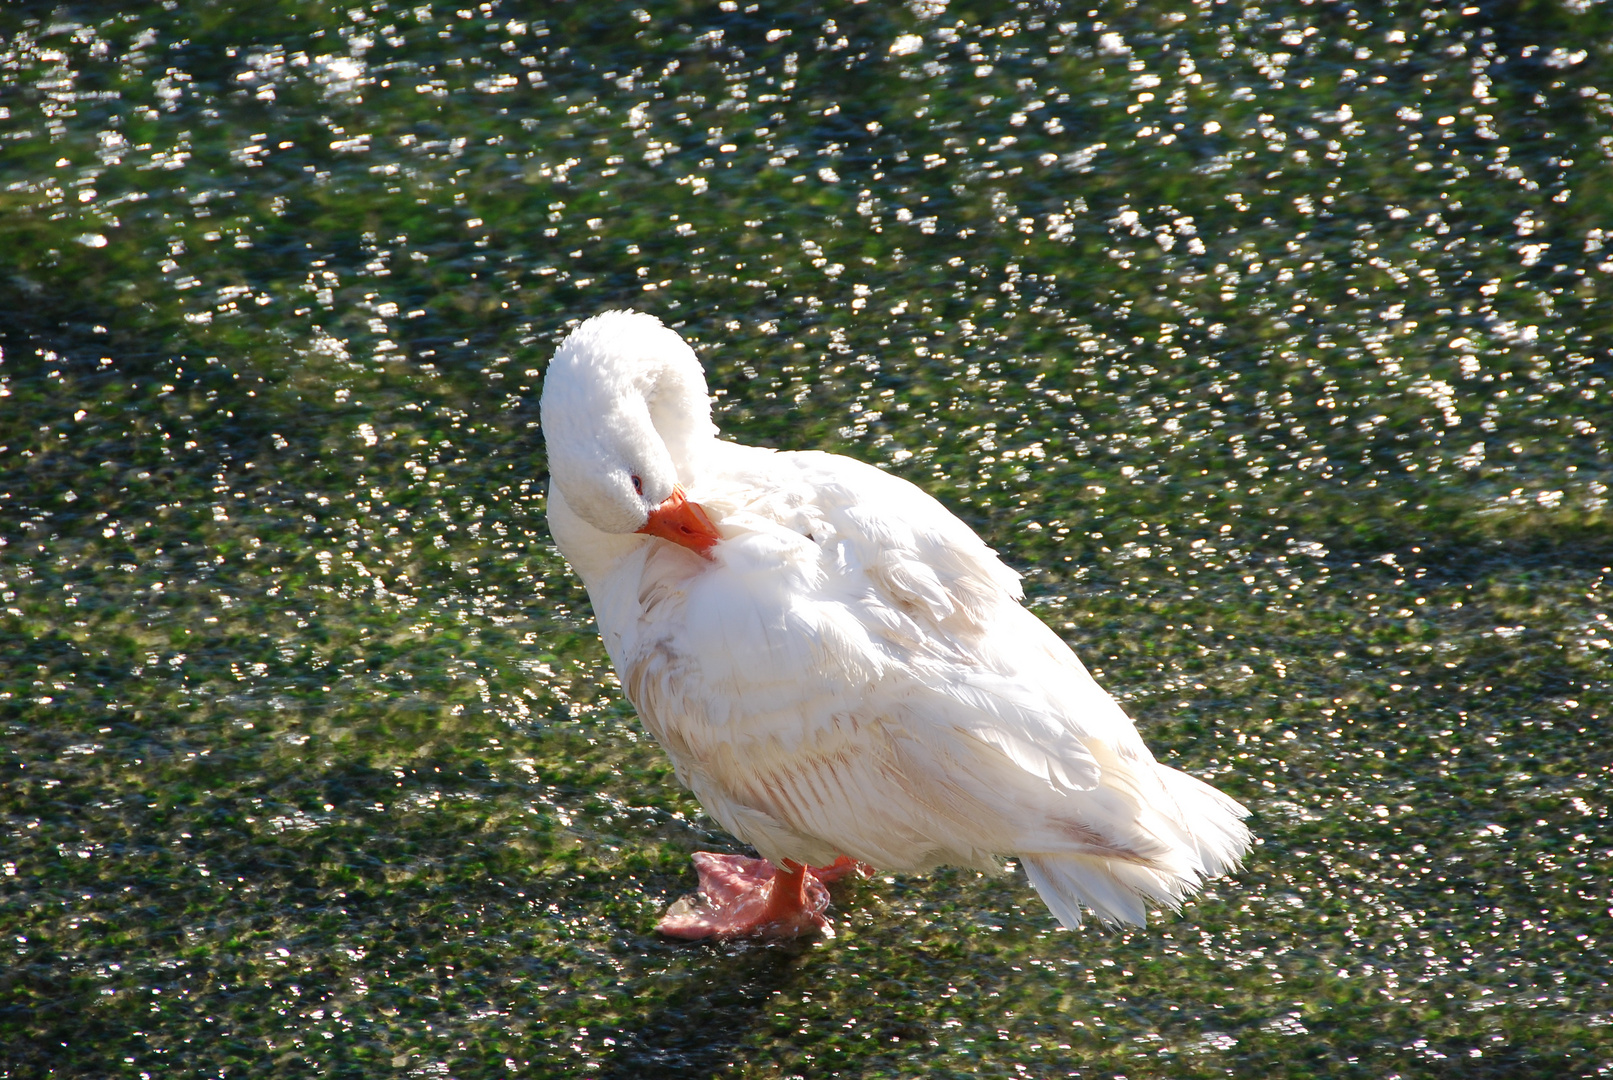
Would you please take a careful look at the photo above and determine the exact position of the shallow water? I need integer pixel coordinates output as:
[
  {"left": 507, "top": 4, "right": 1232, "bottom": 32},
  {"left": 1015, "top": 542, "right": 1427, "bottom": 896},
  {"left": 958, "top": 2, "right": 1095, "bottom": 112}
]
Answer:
[{"left": 1, "top": 1, "right": 1610, "bottom": 1076}]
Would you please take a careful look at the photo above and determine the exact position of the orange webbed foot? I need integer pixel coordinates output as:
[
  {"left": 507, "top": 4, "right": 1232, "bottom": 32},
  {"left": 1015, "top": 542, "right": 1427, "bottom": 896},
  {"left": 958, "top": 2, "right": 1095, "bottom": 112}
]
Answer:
[{"left": 658, "top": 853, "right": 854, "bottom": 941}]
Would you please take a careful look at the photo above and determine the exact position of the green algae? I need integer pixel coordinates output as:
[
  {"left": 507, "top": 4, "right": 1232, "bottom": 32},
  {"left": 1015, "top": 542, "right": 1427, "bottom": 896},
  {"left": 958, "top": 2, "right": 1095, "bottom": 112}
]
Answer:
[{"left": 1, "top": 0, "right": 1610, "bottom": 1077}]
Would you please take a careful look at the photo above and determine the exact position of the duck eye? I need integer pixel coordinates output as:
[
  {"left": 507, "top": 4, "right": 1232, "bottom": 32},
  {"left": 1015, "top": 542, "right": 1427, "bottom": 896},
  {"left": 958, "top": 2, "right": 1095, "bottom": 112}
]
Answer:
[{"left": 631, "top": 475, "right": 644, "bottom": 495}]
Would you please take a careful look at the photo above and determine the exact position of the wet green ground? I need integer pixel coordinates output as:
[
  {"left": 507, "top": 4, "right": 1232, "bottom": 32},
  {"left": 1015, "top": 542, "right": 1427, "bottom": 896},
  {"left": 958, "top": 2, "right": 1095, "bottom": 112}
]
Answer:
[{"left": 2, "top": 0, "right": 1610, "bottom": 1076}]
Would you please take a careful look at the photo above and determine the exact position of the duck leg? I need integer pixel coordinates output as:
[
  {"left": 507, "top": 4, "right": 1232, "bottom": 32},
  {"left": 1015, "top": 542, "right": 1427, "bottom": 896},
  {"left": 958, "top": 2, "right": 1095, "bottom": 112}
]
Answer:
[
  {"left": 808, "top": 854, "right": 874, "bottom": 883},
  {"left": 657, "top": 853, "right": 847, "bottom": 940}
]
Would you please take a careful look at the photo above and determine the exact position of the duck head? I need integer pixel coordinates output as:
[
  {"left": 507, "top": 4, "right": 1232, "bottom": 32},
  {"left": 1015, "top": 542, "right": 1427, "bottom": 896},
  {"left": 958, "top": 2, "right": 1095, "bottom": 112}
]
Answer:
[{"left": 540, "top": 310, "right": 723, "bottom": 556}]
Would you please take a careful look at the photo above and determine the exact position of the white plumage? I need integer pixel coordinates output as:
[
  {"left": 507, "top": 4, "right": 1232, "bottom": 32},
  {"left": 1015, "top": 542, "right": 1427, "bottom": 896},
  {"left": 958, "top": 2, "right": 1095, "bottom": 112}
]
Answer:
[{"left": 542, "top": 310, "right": 1250, "bottom": 935}]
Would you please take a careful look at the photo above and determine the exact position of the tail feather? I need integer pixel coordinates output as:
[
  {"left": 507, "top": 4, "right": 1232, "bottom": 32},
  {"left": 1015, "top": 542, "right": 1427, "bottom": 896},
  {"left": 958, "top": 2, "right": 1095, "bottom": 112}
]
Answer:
[
  {"left": 1157, "top": 764, "right": 1252, "bottom": 878},
  {"left": 1022, "top": 766, "right": 1252, "bottom": 930},
  {"left": 1023, "top": 854, "right": 1149, "bottom": 927}
]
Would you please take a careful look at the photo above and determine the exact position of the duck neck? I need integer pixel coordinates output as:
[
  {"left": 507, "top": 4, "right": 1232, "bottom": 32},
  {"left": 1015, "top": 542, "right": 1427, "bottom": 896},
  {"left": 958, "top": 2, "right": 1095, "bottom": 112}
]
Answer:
[
  {"left": 637, "top": 354, "right": 716, "bottom": 487},
  {"left": 546, "top": 482, "right": 650, "bottom": 595}
]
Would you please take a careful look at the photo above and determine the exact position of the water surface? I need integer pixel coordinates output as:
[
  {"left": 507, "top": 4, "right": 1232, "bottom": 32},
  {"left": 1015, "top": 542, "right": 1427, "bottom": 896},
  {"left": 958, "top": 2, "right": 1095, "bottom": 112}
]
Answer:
[{"left": 2, "top": 1, "right": 1610, "bottom": 1077}]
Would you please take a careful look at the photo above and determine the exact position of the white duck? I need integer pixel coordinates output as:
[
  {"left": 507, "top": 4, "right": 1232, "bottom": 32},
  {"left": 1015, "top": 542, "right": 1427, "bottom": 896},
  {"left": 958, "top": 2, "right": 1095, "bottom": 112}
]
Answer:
[{"left": 541, "top": 310, "right": 1251, "bottom": 940}]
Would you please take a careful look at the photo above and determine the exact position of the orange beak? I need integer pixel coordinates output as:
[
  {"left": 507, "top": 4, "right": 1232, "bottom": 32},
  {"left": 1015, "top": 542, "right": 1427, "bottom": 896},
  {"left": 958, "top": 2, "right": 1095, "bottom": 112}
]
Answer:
[{"left": 637, "top": 484, "right": 722, "bottom": 558}]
